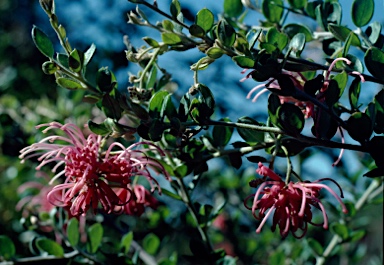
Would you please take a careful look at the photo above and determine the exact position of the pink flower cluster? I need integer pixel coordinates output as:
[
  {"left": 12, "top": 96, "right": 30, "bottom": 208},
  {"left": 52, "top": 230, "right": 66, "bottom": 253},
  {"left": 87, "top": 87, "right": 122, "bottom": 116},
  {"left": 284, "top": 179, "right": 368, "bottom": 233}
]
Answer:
[
  {"left": 19, "top": 122, "right": 170, "bottom": 217},
  {"left": 245, "top": 162, "right": 348, "bottom": 238}
]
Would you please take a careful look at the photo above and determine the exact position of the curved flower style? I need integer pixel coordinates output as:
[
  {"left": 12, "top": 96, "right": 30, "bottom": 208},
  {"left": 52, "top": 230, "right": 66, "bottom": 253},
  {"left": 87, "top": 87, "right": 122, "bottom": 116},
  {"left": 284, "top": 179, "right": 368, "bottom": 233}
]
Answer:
[
  {"left": 242, "top": 57, "right": 365, "bottom": 119},
  {"left": 19, "top": 122, "right": 170, "bottom": 217},
  {"left": 245, "top": 162, "right": 348, "bottom": 238},
  {"left": 114, "top": 184, "right": 159, "bottom": 216}
]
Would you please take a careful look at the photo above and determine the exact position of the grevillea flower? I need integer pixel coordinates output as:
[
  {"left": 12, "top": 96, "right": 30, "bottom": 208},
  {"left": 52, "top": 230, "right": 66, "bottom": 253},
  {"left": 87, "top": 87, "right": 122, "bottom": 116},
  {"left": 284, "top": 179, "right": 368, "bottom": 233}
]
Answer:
[
  {"left": 245, "top": 162, "right": 348, "bottom": 238},
  {"left": 114, "top": 184, "right": 159, "bottom": 216},
  {"left": 19, "top": 122, "right": 170, "bottom": 217},
  {"left": 241, "top": 57, "right": 365, "bottom": 119},
  {"left": 242, "top": 58, "right": 365, "bottom": 166}
]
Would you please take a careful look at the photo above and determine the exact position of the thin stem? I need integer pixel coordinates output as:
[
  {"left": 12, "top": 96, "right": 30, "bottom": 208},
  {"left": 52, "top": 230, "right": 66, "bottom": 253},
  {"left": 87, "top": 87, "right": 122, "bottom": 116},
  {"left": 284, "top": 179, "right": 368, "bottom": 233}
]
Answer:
[
  {"left": 200, "top": 120, "right": 369, "bottom": 153},
  {"left": 207, "top": 119, "right": 284, "bottom": 134},
  {"left": 134, "top": 48, "right": 161, "bottom": 89},
  {"left": 55, "top": 61, "right": 100, "bottom": 95},
  {"left": 0, "top": 250, "right": 80, "bottom": 264},
  {"left": 316, "top": 180, "right": 382, "bottom": 265},
  {"left": 176, "top": 177, "right": 214, "bottom": 252},
  {"left": 281, "top": 145, "right": 292, "bottom": 184},
  {"left": 140, "top": 1, "right": 190, "bottom": 30},
  {"left": 157, "top": 141, "right": 214, "bottom": 251}
]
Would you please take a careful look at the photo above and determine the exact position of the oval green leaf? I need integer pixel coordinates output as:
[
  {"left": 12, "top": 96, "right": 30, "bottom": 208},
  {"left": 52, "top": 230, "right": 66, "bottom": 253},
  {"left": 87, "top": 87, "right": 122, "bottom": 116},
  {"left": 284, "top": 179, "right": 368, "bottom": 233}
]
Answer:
[
  {"left": 365, "top": 47, "right": 384, "bottom": 81},
  {"left": 352, "top": 0, "right": 374, "bottom": 27},
  {"left": 143, "top": 233, "right": 160, "bottom": 255},
  {"left": 32, "top": 25, "right": 54, "bottom": 58},
  {"left": 0, "top": 235, "right": 16, "bottom": 260},
  {"left": 196, "top": 8, "right": 214, "bottom": 32},
  {"left": 56, "top": 77, "right": 83, "bottom": 90},
  {"left": 87, "top": 223, "right": 103, "bottom": 254},
  {"left": 283, "top": 24, "right": 313, "bottom": 42},
  {"left": 262, "top": 0, "right": 284, "bottom": 23},
  {"left": 36, "top": 238, "right": 64, "bottom": 257},
  {"left": 224, "top": 0, "right": 243, "bottom": 17},
  {"left": 67, "top": 218, "right": 79, "bottom": 247},
  {"left": 161, "top": 32, "right": 182, "bottom": 45}
]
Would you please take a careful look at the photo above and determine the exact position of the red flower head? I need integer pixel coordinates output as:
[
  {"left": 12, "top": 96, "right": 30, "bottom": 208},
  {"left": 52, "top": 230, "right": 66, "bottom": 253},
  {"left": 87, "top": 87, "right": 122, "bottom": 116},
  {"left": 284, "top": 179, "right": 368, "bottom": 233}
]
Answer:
[
  {"left": 19, "top": 122, "right": 170, "bottom": 217},
  {"left": 245, "top": 162, "right": 348, "bottom": 238},
  {"left": 114, "top": 184, "right": 159, "bottom": 216}
]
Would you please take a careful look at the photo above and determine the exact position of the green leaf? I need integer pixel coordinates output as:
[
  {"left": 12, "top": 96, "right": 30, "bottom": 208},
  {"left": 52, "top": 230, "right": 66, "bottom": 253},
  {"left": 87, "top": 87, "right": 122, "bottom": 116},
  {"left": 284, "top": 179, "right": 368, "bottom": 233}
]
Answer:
[
  {"left": 84, "top": 43, "right": 96, "bottom": 66},
  {"left": 87, "top": 223, "right": 103, "bottom": 254},
  {"left": 349, "top": 77, "right": 361, "bottom": 110},
  {"left": 102, "top": 94, "right": 122, "bottom": 120},
  {"left": 352, "top": 0, "right": 374, "bottom": 27},
  {"left": 88, "top": 120, "right": 111, "bottom": 136},
  {"left": 198, "top": 83, "right": 215, "bottom": 111},
  {"left": 237, "top": 116, "right": 265, "bottom": 144},
  {"left": 161, "top": 32, "right": 182, "bottom": 45},
  {"left": 206, "top": 47, "right": 225, "bottom": 59},
  {"left": 364, "top": 167, "right": 384, "bottom": 178},
  {"left": 365, "top": 47, "right": 384, "bottom": 81},
  {"left": 347, "top": 112, "right": 372, "bottom": 143},
  {"left": 161, "top": 93, "right": 177, "bottom": 119},
  {"left": 305, "top": 1, "right": 320, "bottom": 19},
  {"left": 196, "top": 8, "right": 214, "bottom": 32},
  {"left": 269, "top": 250, "right": 285, "bottom": 265},
  {"left": 234, "top": 35, "right": 251, "bottom": 56},
  {"left": 216, "top": 19, "right": 236, "bottom": 47},
  {"left": 332, "top": 71, "right": 348, "bottom": 98},
  {"left": 349, "top": 230, "right": 366, "bottom": 242},
  {"left": 324, "top": 79, "right": 340, "bottom": 106},
  {"left": 146, "top": 65, "right": 158, "bottom": 89},
  {"left": 268, "top": 93, "right": 281, "bottom": 126},
  {"left": 56, "top": 77, "right": 83, "bottom": 90},
  {"left": 143, "top": 233, "right": 160, "bottom": 255},
  {"left": 143, "top": 37, "right": 160, "bottom": 47},
  {"left": 162, "top": 20, "right": 174, "bottom": 32},
  {"left": 232, "top": 56, "right": 255, "bottom": 68},
  {"left": 331, "top": 223, "right": 349, "bottom": 240},
  {"left": 97, "top": 67, "right": 115, "bottom": 93},
  {"left": 246, "top": 28, "right": 262, "bottom": 49},
  {"left": 365, "top": 21, "right": 382, "bottom": 45},
  {"left": 328, "top": 24, "right": 361, "bottom": 47},
  {"left": 42, "top": 61, "right": 57, "bottom": 75},
  {"left": 283, "top": 24, "right": 313, "bottom": 42},
  {"left": 120, "top": 232, "right": 133, "bottom": 255},
  {"left": 315, "top": 2, "right": 342, "bottom": 30},
  {"left": 69, "top": 48, "right": 84, "bottom": 72},
  {"left": 307, "top": 238, "right": 323, "bottom": 256},
  {"left": 32, "top": 25, "right": 54, "bottom": 58},
  {"left": 67, "top": 218, "right": 79, "bottom": 247},
  {"left": 0, "top": 235, "right": 16, "bottom": 260},
  {"left": 288, "top": 0, "right": 307, "bottom": 9},
  {"left": 266, "top": 27, "right": 288, "bottom": 51},
  {"left": 36, "top": 238, "right": 64, "bottom": 257},
  {"left": 277, "top": 103, "right": 305, "bottom": 135},
  {"left": 170, "top": 0, "right": 181, "bottom": 19},
  {"left": 372, "top": 90, "right": 384, "bottom": 134},
  {"left": 57, "top": 53, "right": 69, "bottom": 68},
  {"left": 149, "top": 91, "right": 169, "bottom": 119},
  {"left": 189, "top": 24, "right": 205, "bottom": 38},
  {"left": 190, "top": 56, "right": 215, "bottom": 71},
  {"left": 228, "top": 152, "right": 242, "bottom": 169},
  {"left": 289, "top": 33, "right": 306, "bottom": 57},
  {"left": 224, "top": 0, "right": 243, "bottom": 17},
  {"left": 262, "top": 0, "right": 284, "bottom": 23},
  {"left": 212, "top": 118, "right": 233, "bottom": 147}
]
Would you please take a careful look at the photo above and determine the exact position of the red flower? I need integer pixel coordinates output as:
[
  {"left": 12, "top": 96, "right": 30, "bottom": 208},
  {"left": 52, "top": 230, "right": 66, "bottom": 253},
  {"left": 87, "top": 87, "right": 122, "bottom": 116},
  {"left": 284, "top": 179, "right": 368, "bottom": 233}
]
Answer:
[
  {"left": 245, "top": 163, "right": 348, "bottom": 238},
  {"left": 19, "top": 122, "right": 170, "bottom": 217},
  {"left": 114, "top": 184, "right": 158, "bottom": 216}
]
